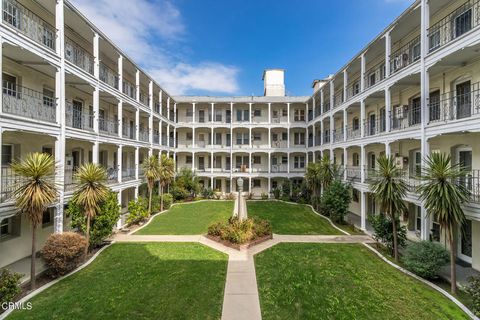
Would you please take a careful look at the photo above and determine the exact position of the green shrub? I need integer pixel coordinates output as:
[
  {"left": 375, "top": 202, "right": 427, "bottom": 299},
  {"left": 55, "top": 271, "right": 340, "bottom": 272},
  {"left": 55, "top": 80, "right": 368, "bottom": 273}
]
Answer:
[
  {"left": 207, "top": 222, "right": 226, "bottom": 237},
  {"left": 126, "top": 197, "right": 149, "bottom": 225},
  {"left": 202, "top": 187, "right": 215, "bottom": 199},
  {"left": 368, "top": 214, "right": 407, "bottom": 256},
  {"left": 320, "top": 180, "right": 352, "bottom": 223},
  {"left": 272, "top": 188, "right": 281, "bottom": 200},
  {"left": 0, "top": 269, "right": 22, "bottom": 304},
  {"left": 67, "top": 191, "right": 121, "bottom": 248},
  {"left": 253, "top": 218, "right": 272, "bottom": 237},
  {"left": 171, "top": 185, "right": 189, "bottom": 201},
  {"left": 261, "top": 192, "right": 268, "bottom": 200},
  {"left": 466, "top": 276, "right": 480, "bottom": 316},
  {"left": 42, "top": 232, "right": 88, "bottom": 277},
  {"left": 161, "top": 193, "right": 173, "bottom": 210},
  {"left": 402, "top": 241, "right": 449, "bottom": 279},
  {"left": 208, "top": 217, "right": 272, "bottom": 244}
]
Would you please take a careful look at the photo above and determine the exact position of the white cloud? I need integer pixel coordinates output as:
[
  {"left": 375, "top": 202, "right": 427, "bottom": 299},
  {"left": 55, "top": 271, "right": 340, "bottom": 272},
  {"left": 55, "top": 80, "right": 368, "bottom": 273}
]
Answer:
[{"left": 70, "top": 0, "right": 240, "bottom": 95}]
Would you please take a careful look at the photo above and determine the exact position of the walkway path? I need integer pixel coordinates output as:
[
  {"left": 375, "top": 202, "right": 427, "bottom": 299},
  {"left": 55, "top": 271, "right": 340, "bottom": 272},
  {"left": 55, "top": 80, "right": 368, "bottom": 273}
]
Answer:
[{"left": 114, "top": 233, "right": 372, "bottom": 320}]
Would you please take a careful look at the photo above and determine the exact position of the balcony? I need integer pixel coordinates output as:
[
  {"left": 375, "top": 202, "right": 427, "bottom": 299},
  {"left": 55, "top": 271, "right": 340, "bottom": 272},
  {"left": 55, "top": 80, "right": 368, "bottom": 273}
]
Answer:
[
  {"left": 64, "top": 168, "right": 75, "bottom": 191},
  {"left": 314, "top": 135, "right": 321, "bottom": 146},
  {"left": 365, "top": 60, "right": 386, "bottom": 89},
  {"left": 364, "top": 117, "right": 386, "bottom": 137},
  {"left": 66, "top": 101, "right": 94, "bottom": 131},
  {"left": 153, "top": 134, "right": 160, "bottom": 144},
  {"left": 323, "top": 133, "right": 330, "bottom": 144},
  {"left": 139, "top": 129, "right": 149, "bottom": 142},
  {"left": 123, "top": 80, "right": 136, "bottom": 100},
  {"left": 3, "top": 84, "right": 56, "bottom": 123},
  {"left": 271, "top": 164, "right": 288, "bottom": 173},
  {"left": 428, "top": 0, "right": 480, "bottom": 53},
  {"left": 346, "top": 77, "right": 361, "bottom": 100},
  {"left": 162, "top": 136, "right": 168, "bottom": 146},
  {"left": 390, "top": 36, "right": 421, "bottom": 75},
  {"left": 271, "top": 140, "right": 287, "bottom": 148},
  {"left": 390, "top": 104, "right": 421, "bottom": 131},
  {"left": 429, "top": 82, "right": 480, "bottom": 124},
  {"left": 333, "top": 90, "right": 343, "bottom": 109},
  {"left": 271, "top": 116, "right": 288, "bottom": 124},
  {"left": 346, "top": 126, "right": 361, "bottom": 140},
  {"left": 140, "top": 91, "right": 148, "bottom": 107},
  {"left": 0, "top": 167, "right": 26, "bottom": 202},
  {"left": 122, "top": 125, "right": 135, "bottom": 140},
  {"left": 99, "top": 117, "right": 118, "bottom": 136},
  {"left": 100, "top": 63, "right": 119, "bottom": 89},
  {"left": 122, "top": 168, "right": 136, "bottom": 181},
  {"left": 169, "top": 137, "right": 174, "bottom": 147},
  {"left": 2, "top": 0, "right": 55, "bottom": 51},
  {"left": 332, "top": 129, "right": 344, "bottom": 143},
  {"left": 105, "top": 167, "right": 118, "bottom": 184},
  {"left": 345, "top": 166, "right": 361, "bottom": 181},
  {"left": 323, "top": 102, "right": 331, "bottom": 113},
  {"left": 65, "top": 37, "right": 94, "bottom": 75}
]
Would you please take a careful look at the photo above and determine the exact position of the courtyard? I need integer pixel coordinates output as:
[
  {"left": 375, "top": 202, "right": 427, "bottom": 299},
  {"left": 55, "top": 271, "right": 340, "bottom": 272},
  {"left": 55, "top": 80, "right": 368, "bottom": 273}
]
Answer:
[{"left": 6, "top": 201, "right": 471, "bottom": 319}]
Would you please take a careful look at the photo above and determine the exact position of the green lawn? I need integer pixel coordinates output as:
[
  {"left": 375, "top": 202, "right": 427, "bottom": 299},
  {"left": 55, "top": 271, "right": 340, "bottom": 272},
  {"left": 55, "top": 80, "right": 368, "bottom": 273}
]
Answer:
[
  {"left": 255, "top": 243, "right": 469, "bottom": 320},
  {"left": 9, "top": 243, "right": 227, "bottom": 320},
  {"left": 136, "top": 201, "right": 233, "bottom": 235},
  {"left": 247, "top": 201, "right": 342, "bottom": 235}
]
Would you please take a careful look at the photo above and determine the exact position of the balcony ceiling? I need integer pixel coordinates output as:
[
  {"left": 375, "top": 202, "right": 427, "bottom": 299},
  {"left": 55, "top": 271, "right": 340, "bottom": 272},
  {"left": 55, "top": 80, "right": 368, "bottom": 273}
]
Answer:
[{"left": 3, "top": 44, "right": 56, "bottom": 76}]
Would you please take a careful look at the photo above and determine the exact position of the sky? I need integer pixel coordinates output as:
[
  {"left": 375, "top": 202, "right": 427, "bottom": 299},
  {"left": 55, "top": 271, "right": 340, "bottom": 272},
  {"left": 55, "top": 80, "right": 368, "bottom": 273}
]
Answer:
[{"left": 70, "top": 0, "right": 414, "bottom": 97}]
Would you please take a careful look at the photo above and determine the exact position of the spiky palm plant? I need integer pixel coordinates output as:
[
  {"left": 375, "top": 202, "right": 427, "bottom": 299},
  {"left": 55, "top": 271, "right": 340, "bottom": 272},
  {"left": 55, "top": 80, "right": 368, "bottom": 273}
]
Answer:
[
  {"left": 417, "top": 153, "right": 469, "bottom": 294},
  {"left": 72, "top": 163, "right": 109, "bottom": 260},
  {"left": 142, "top": 155, "right": 160, "bottom": 215},
  {"left": 11, "top": 152, "right": 58, "bottom": 290},
  {"left": 370, "top": 155, "right": 408, "bottom": 262},
  {"left": 158, "top": 154, "right": 175, "bottom": 211}
]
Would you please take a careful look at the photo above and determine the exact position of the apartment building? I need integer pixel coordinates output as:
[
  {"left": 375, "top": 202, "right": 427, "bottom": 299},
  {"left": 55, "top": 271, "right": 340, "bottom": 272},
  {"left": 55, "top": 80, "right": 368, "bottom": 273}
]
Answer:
[{"left": 1, "top": 0, "right": 480, "bottom": 275}]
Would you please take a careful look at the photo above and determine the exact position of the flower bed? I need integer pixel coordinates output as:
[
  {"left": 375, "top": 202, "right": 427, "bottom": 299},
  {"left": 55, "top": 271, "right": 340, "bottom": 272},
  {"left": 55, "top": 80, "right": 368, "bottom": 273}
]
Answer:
[{"left": 207, "top": 217, "right": 273, "bottom": 249}]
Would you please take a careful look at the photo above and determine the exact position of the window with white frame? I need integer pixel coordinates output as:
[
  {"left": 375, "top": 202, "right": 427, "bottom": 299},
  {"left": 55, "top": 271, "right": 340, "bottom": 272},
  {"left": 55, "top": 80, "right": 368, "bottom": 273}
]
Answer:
[
  {"left": 236, "top": 109, "right": 249, "bottom": 122},
  {"left": 0, "top": 216, "right": 21, "bottom": 241},
  {"left": 294, "top": 132, "right": 305, "bottom": 145},
  {"left": 235, "top": 156, "right": 249, "bottom": 168},
  {"left": 236, "top": 132, "right": 249, "bottom": 145},
  {"left": 253, "top": 156, "right": 261, "bottom": 164},
  {"left": 353, "top": 153, "right": 360, "bottom": 167},
  {"left": 294, "top": 109, "right": 305, "bottom": 121},
  {"left": 186, "top": 109, "right": 193, "bottom": 117},
  {"left": 294, "top": 156, "right": 305, "bottom": 169},
  {"left": 186, "top": 156, "right": 192, "bottom": 164},
  {"left": 215, "top": 110, "right": 222, "bottom": 122}
]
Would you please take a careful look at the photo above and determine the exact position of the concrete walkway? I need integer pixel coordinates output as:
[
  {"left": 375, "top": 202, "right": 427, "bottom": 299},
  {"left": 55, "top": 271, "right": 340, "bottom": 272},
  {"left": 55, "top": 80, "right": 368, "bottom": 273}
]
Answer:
[{"left": 113, "top": 232, "right": 372, "bottom": 320}]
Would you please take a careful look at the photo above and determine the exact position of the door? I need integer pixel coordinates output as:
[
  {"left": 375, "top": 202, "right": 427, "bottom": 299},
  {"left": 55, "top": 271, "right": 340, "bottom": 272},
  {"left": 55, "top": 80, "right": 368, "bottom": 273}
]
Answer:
[
  {"left": 129, "top": 120, "right": 135, "bottom": 139},
  {"left": 99, "top": 109, "right": 106, "bottom": 131},
  {"left": 72, "top": 100, "right": 83, "bottom": 129},
  {"left": 199, "top": 110, "right": 205, "bottom": 123},
  {"left": 226, "top": 110, "right": 231, "bottom": 123},
  {"left": 379, "top": 108, "right": 386, "bottom": 132},
  {"left": 226, "top": 133, "right": 231, "bottom": 147},
  {"left": 429, "top": 90, "right": 441, "bottom": 122},
  {"left": 458, "top": 149, "right": 473, "bottom": 191},
  {"left": 456, "top": 81, "right": 471, "bottom": 119},
  {"left": 459, "top": 220, "right": 473, "bottom": 263},
  {"left": 198, "top": 156, "right": 205, "bottom": 171},
  {"left": 369, "top": 113, "right": 376, "bottom": 135},
  {"left": 413, "top": 151, "right": 422, "bottom": 177},
  {"left": 226, "top": 157, "right": 231, "bottom": 171},
  {"left": 410, "top": 97, "right": 421, "bottom": 125}
]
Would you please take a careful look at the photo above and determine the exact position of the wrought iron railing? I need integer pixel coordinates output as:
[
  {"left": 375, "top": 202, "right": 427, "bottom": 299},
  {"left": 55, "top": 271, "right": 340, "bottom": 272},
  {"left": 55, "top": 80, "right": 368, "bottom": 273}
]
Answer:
[
  {"left": 428, "top": 0, "right": 480, "bottom": 53},
  {"left": 122, "top": 80, "right": 136, "bottom": 99},
  {"left": 122, "top": 124, "right": 135, "bottom": 140},
  {"left": 122, "top": 168, "right": 136, "bottom": 180},
  {"left": 346, "top": 125, "right": 361, "bottom": 140},
  {"left": 0, "top": 167, "right": 27, "bottom": 202},
  {"left": 345, "top": 166, "right": 361, "bottom": 182},
  {"left": 65, "top": 37, "right": 94, "bottom": 75},
  {"left": 429, "top": 82, "right": 480, "bottom": 123},
  {"left": 2, "top": 0, "right": 55, "bottom": 51},
  {"left": 99, "top": 63, "right": 119, "bottom": 89},
  {"left": 389, "top": 36, "right": 421, "bottom": 74},
  {"left": 106, "top": 167, "right": 118, "bottom": 184},
  {"left": 346, "top": 77, "right": 361, "bottom": 100},
  {"left": 65, "top": 101, "right": 94, "bottom": 131},
  {"left": 2, "top": 84, "right": 56, "bottom": 122},
  {"left": 365, "top": 60, "right": 386, "bottom": 89},
  {"left": 364, "top": 117, "right": 386, "bottom": 137},
  {"left": 139, "top": 91, "right": 148, "bottom": 106},
  {"left": 99, "top": 117, "right": 118, "bottom": 136},
  {"left": 333, "top": 90, "right": 343, "bottom": 109},
  {"left": 139, "top": 129, "right": 149, "bottom": 142},
  {"left": 391, "top": 104, "right": 422, "bottom": 131},
  {"left": 332, "top": 129, "right": 344, "bottom": 142}
]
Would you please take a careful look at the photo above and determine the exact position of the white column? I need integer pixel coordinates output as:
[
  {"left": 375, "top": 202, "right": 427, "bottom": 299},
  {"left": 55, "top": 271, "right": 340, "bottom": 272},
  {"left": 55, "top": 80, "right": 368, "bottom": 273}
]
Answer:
[
  {"left": 211, "top": 103, "right": 215, "bottom": 123},
  {"left": 134, "top": 186, "right": 139, "bottom": 199},
  {"left": 343, "top": 147, "right": 348, "bottom": 181},
  {"left": 211, "top": 152, "right": 214, "bottom": 174},
  {"left": 385, "top": 142, "right": 391, "bottom": 157},
  {"left": 116, "top": 191, "right": 123, "bottom": 229},
  {"left": 93, "top": 33, "right": 100, "bottom": 79},
  {"left": 385, "top": 87, "right": 391, "bottom": 132},
  {"left": 249, "top": 103, "right": 252, "bottom": 124},
  {"left": 192, "top": 152, "right": 195, "bottom": 172},
  {"left": 135, "top": 70, "right": 140, "bottom": 102},
  {"left": 360, "top": 100, "right": 366, "bottom": 138},
  {"left": 268, "top": 103, "right": 271, "bottom": 123},
  {"left": 54, "top": 137, "right": 65, "bottom": 234},
  {"left": 360, "top": 191, "right": 367, "bottom": 230},
  {"left": 385, "top": 31, "right": 391, "bottom": 78},
  {"left": 192, "top": 103, "right": 196, "bottom": 123},
  {"left": 320, "top": 121, "right": 324, "bottom": 145},
  {"left": 249, "top": 153, "right": 252, "bottom": 173},
  {"left": 117, "top": 145, "right": 123, "bottom": 183},
  {"left": 159, "top": 90, "right": 163, "bottom": 116},
  {"left": 320, "top": 89, "right": 324, "bottom": 114},
  {"left": 343, "top": 69, "right": 348, "bottom": 101},
  {"left": 287, "top": 103, "right": 291, "bottom": 124},
  {"left": 92, "top": 141, "right": 99, "bottom": 164},
  {"left": 118, "top": 55, "right": 123, "bottom": 91},
  {"left": 135, "top": 147, "right": 139, "bottom": 180},
  {"left": 167, "top": 97, "right": 171, "bottom": 121},
  {"left": 343, "top": 109, "right": 348, "bottom": 142},
  {"left": 117, "top": 100, "right": 123, "bottom": 138},
  {"left": 330, "top": 115, "right": 334, "bottom": 145},
  {"left": 249, "top": 127, "right": 252, "bottom": 148},
  {"left": 173, "top": 125, "right": 176, "bottom": 148},
  {"left": 135, "top": 109, "right": 140, "bottom": 141},
  {"left": 360, "top": 145, "right": 365, "bottom": 183},
  {"left": 159, "top": 121, "right": 162, "bottom": 146},
  {"left": 93, "top": 87, "right": 99, "bottom": 133},
  {"left": 360, "top": 53, "right": 366, "bottom": 92}
]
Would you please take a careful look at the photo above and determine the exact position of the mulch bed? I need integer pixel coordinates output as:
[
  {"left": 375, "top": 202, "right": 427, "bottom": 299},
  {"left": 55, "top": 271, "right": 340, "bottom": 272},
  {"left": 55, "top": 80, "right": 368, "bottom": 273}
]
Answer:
[{"left": 206, "top": 234, "right": 273, "bottom": 250}]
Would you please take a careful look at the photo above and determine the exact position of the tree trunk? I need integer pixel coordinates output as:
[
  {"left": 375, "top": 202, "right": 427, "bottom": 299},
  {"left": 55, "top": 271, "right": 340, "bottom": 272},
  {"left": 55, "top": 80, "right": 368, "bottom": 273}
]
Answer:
[
  {"left": 30, "top": 224, "right": 37, "bottom": 290},
  {"left": 158, "top": 180, "right": 161, "bottom": 197},
  {"left": 160, "top": 184, "right": 164, "bottom": 212},
  {"left": 391, "top": 204, "right": 399, "bottom": 262},
  {"left": 449, "top": 232, "right": 457, "bottom": 294},
  {"left": 148, "top": 184, "right": 153, "bottom": 216},
  {"left": 84, "top": 215, "right": 91, "bottom": 261}
]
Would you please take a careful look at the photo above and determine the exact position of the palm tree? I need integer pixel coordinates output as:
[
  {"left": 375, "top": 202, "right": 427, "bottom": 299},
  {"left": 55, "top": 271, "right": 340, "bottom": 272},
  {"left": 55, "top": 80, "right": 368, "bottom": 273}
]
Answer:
[
  {"left": 142, "top": 155, "right": 160, "bottom": 215},
  {"left": 305, "top": 162, "right": 322, "bottom": 209},
  {"left": 417, "top": 153, "right": 469, "bottom": 294},
  {"left": 11, "top": 153, "right": 58, "bottom": 290},
  {"left": 158, "top": 154, "right": 175, "bottom": 211},
  {"left": 72, "top": 163, "right": 109, "bottom": 260},
  {"left": 319, "top": 155, "right": 335, "bottom": 191},
  {"left": 370, "top": 155, "right": 407, "bottom": 262}
]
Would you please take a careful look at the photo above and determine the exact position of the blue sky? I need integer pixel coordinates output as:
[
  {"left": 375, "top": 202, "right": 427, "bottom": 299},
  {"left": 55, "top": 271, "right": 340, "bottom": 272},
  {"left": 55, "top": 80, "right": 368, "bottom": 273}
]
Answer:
[{"left": 71, "top": 0, "right": 413, "bottom": 96}]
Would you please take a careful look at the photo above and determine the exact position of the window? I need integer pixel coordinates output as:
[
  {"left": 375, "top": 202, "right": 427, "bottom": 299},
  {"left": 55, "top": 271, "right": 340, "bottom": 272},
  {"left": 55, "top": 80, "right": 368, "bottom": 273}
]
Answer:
[
  {"left": 253, "top": 156, "right": 261, "bottom": 164},
  {"left": 282, "top": 109, "right": 288, "bottom": 117},
  {"left": 411, "top": 42, "right": 421, "bottom": 61},
  {"left": 253, "top": 132, "right": 261, "bottom": 141},
  {"left": 352, "top": 117, "right": 359, "bottom": 131},
  {"left": 186, "top": 109, "right": 193, "bottom": 117},
  {"left": 236, "top": 132, "right": 249, "bottom": 145},
  {"left": 235, "top": 156, "right": 249, "bottom": 168},
  {"left": 369, "top": 73, "right": 376, "bottom": 87},
  {"left": 236, "top": 109, "right": 249, "bottom": 122},
  {"left": 294, "top": 132, "right": 305, "bottom": 145},
  {"left": 215, "top": 133, "right": 222, "bottom": 145},
  {"left": 282, "top": 156, "right": 288, "bottom": 164},
  {"left": 429, "top": 30, "right": 441, "bottom": 52},
  {"left": 352, "top": 82, "right": 360, "bottom": 96},
  {"left": 0, "top": 216, "right": 20, "bottom": 241},
  {"left": 272, "top": 181, "right": 278, "bottom": 189},
  {"left": 43, "top": 88, "right": 55, "bottom": 108},
  {"left": 294, "top": 109, "right": 305, "bottom": 121},
  {"left": 215, "top": 110, "right": 222, "bottom": 122},
  {"left": 253, "top": 179, "right": 261, "bottom": 188},
  {"left": 42, "top": 208, "right": 54, "bottom": 228},
  {"left": 2, "top": 145, "right": 13, "bottom": 166},
  {"left": 186, "top": 156, "right": 192, "bottom": 164},
  {"left": 3, "top": 73, "right": 17, "bottom": 96},
  {"left": 454, "top": 8, "right": 472, "bottom": 39},
  {"left": 294, "top": 156, "right": 305, "bottom": 169},
  {"left": 186, "top": 132, "right": 193, "bottom": 141},
  {"left": 352, "top": 189, "right": 359, "bottom": 203},
  {"left": 415, "top": 206, "right": 422, "bottom": 232},
  {"left": 352, "top": 153, "right": 359, "bottom": 167},
  {"left": 253, "top": 109, "right": 261, "bottom": 117},
  {"left": 282, "top": 132, "right": 288, "bottom": 141}
]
